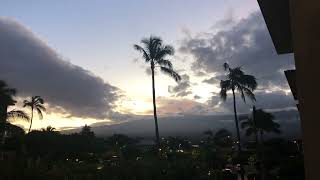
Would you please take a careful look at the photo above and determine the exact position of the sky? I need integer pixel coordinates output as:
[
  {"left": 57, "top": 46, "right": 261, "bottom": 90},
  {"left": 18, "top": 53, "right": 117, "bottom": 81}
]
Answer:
[{"left": 0, "top": 1, "right": 296, "bottom": 130}]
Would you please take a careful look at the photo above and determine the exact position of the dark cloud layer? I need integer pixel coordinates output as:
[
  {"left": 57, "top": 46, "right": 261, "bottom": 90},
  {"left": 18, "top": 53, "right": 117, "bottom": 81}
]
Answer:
[
  {"left": 180, "top": 11, "right": 295, "bottom": 89},
  {"left": 202, "top": 77, "right": 219, "bottom": 84},
  {"left": 153, "top": 97, "right": 209, "bottom": 116},
  {"left": 0, "top": 17, "right": 119, "bottom": 119},
  {"left": 168, "top": 74, "right": 192, "bottom": 97},
  {"left": 209, "top": 90, "right": 296, "bottom": 114}
]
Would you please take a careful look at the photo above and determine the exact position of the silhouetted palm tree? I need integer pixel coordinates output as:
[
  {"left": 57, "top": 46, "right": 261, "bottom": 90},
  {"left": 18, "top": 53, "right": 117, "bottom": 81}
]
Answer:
[
  {"left": 241, "top": 107, "right": 280, "bottom": 180},
  {"left": 241, "top": 108, "right": 280, "bottom": 145},
  {"left": 41, "top": 126, "right": 56, "bottom": 132},
  {"left": 204, "top": 129, "right": 233, "bottom": 147},
  {"left": 2, "top": 110, "right": 29, "bottom": 143},
  {"left": 220, "top": 63, "right": 257, "bottom": 151},
  {"left": 80, "top": 124, "right": 95, "bottom": 138},
  {"left": 203, "top": 129, "right": 234, "bottom": 177},
  {"left": 0, "top": 81, "right": 17, "bottom": 124},
  {"left": 23, "top": 96, "right": 46, "bottom": 133},
  {"left": 0, "top": 81, "right": 29, "bottom": 144},
  {"left": 134, "top": 36, "right": 181, "bottom": 146}
]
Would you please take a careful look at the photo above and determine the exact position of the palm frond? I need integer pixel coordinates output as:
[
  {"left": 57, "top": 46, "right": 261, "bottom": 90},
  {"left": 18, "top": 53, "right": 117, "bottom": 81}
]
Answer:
[
  {"left": 220, "top": 89, "right": 227, "bottom": 101},
  {"left": 134, "top": 44, "right": 150, "bottom": 62},
  {"left": 36, "top": 104, "right": 46, "bottom": 111},
  {"left": 7, "top": 110, "right": 29, "bottom": 121},
  {"left": 221, "top": 63, "right": 257, "bottom": 104},
  {"left": 243, "top": 87, "right": 256, "bottom": 102},
  {"left": 23, "top": 101, "right": 32, "bottom": 108},
  {"left": 239, "top": 87, "right": 246, "bottom": 103},
  {"left": 42, "top": 126, "right": 56, "bottom": 132},
  {"left": 142, "top": 36, "right": 162, "bottom": 60},
  {"left": 253, "top": 109, "right": 281, "bottom": 135},
  {"left": 156, "top": 59, "right": 172, "bottom": 69},
  {"left": 219, "top": 80, "right": 231, "bottom": 101},
  {"left": 36, "top": 108, "right": 43, "bottom": 120},
  {"left": 223, "top": 62, "right": 230, "bottom": 71},
  {"left": 241, "top": 74, "right": 257, "bottom": 91},
  {"left": 220, "top": 79, "right": 231, "bottom": 89},
  {"left": 160, "top": 66, "right": 181, "bottom": 82},
  {"left": 232, "top": 67, "right": 244, "bottom": 75},
  {"left": 35, "top": 96, "right": 44, "bottom": 104},
  {"left": 155, "top": 45, "right": 174, "bottom": 60}
]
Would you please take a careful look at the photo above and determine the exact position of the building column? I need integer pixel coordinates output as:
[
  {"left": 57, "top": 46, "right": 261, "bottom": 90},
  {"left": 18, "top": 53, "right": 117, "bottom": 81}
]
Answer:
[{"left": 290, "top": 1, "right": 320, "bottom": 179}]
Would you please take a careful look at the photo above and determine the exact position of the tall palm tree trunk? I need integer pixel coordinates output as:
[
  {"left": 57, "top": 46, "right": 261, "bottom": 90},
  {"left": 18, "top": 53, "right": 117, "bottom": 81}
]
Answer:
[
  {"left": 1, "top": 106, "right": 8, "bottom": 145},
  {"left": 252, "top": 106, "right": 259, "bottom": 145},
  {"left": 232, "top": 89, "right": 241, "bottom": 151},
  {"left": 28, "top": 107, "right": 33, "bottom": 133},
  {"left": 260, "top": 130, "right": 266, "bottom": 180},
  {"left": 253, "top": 106, "right": 264, "bottom": 180},
  {"left": 151, "top": 63, "right": 160, "bottom": 147},
  {"left": 232, "top": 89, "right": 245, "bottom": 180}
]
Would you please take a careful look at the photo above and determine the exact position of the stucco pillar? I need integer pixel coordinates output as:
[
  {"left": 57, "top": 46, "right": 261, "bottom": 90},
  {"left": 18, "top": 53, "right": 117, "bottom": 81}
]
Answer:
[{"left": 290, "top": 1, "right": 320, "bottom": 179}]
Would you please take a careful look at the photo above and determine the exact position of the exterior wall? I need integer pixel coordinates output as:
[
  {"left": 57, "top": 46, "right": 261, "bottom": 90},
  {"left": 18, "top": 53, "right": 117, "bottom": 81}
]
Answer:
[{"left": 289, "top": 1, "right": 320, "bottom": 179}]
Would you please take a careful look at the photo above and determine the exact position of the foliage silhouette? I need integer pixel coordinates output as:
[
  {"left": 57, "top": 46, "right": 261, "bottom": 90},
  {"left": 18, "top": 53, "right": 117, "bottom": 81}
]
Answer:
[
  {"left": 0, "top": 81, "right": 28, "bottom": 144},
  {"left": 41, "top": 126, "right": 56, "bottom": 132},
  {"left": 241, "top": 108, "right": 281, "bottom": 141},
  {"left": 80, "top": 124, "right": 95, "bottom": 138},
  {"left": 134, "top": 36, "right": 181, "bottom": 146},
  {"left": 202, "top": 129, "right": 235, "bottom": 179},
  {"left": 220, "top": 62, "right": 257, "bottom": 151},
  {"left": 0, "top": 80, "right": 17, "bottom": 124},
  {"left": 23, "top": 96, "right": 46, "bottom": 133},
  {"left": 219, "top": 62, "right": 257, "bottom": 180},
  {"left": 241, "top": 107, "right": 281, "bottom": 180}
]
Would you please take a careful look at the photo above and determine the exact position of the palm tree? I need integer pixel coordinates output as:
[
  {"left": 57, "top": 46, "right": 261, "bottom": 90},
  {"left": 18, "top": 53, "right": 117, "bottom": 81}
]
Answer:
[
  {"left": 241, "top": 107, "right": 281, "bottom": 180},
  {"left": 80, "top": 124, "right": 95, "bottom": 138},
  {"left": 0, "top": 80, "right": 17, "bottom": 124},
  {"left": 203, "top": 129, "right": 234, "bottom": 178},
  {"left": 0, "top": 81, "right": 29, "bottom": 143},
  {"left": 134, "top": 36, "right": 181, "bottom": 146},
  {"left": 220, "top": 63, "right": 257, "bottom": 151},
  {"left": 2, "top": 110, "right": 29, "bottom": 144},
  {"left": 23, "top": 96, "right": 46, "bottom": 133},
  {"left": 41, "top": 126, "right": 56, "bottom": 132},
  {"left": 241, "top": 108, "right": 281, "bottom": 145}
]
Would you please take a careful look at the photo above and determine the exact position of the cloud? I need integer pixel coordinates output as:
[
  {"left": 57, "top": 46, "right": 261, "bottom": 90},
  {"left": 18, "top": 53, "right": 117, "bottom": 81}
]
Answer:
[
  {"left": 209, "top": 90, "right": 296, "bottom": 114},
  {"left": 0, "top": 17, "right": 119, "bottom": 119},
  {"left": 202, "top": 77, "right": 219, "bottom": 84},
  {"left": 154, "top": 97, "right": 209, "bottom": 115},
  {"left": 193, "top": 95, "right": 201, "bottom": 100},
  {"left": 254, "top": 91, "right": 296, "bottom": 110},
  {"left": 180, "top": 11, "right": 295, "bottom": 89},
  {"left": 168, "top": 74, "right": 192, "bottom": 97},
  {"left": 179, "top": 11, "right": 297, "bottom": 112},
  {"left": 193, "top": 71, "right": 208, "bottom": 77}
]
